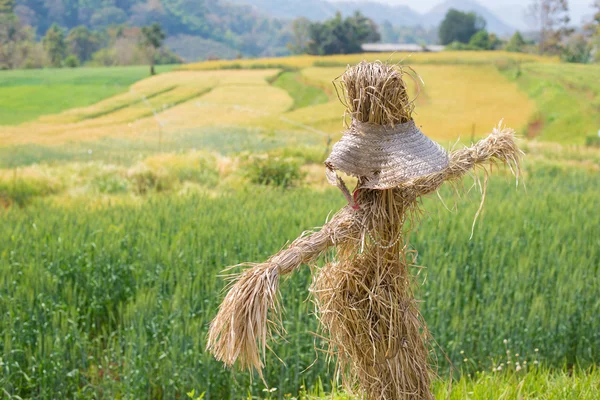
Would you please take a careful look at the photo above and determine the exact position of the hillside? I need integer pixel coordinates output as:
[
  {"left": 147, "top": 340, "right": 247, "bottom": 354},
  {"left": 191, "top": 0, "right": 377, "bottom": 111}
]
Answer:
[
  {"left": 11, "top": 0, "right": 519, "bottom": 63},
  {"left": 14, "top": 0, "right": 292, "bottom": 59}
]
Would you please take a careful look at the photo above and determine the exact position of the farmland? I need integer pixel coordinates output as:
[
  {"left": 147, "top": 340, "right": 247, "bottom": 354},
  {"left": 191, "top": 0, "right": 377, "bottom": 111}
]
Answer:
[
  {"left": 0, "top": 66, "right": 175, "bottom": 126},
  {"left": 0, "top": 52, "right": 599, "bottom": 399}
]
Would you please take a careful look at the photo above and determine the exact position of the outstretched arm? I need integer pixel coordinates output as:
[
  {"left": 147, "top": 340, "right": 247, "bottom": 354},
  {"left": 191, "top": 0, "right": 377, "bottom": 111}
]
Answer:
[
  {"left": 207, "top": 207, "right": 356, "bottom": 374},
  {"left": 400, "top": 124, "right": 522, "bottom": 197}
]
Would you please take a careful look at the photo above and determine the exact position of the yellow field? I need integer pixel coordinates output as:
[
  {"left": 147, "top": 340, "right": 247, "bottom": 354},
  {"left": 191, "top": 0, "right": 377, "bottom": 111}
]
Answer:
[
  {"left": 0, "top": 52, "right": 545, "bottom": 149},
  {"left": 297, "top": 65, "right": 536, "bottom": 140},
  {"left": 181, "top": 51, "right": 558, "bottom": 71},
  {"left": 0, "top": 69, "right": 287, "bottom": 146}
]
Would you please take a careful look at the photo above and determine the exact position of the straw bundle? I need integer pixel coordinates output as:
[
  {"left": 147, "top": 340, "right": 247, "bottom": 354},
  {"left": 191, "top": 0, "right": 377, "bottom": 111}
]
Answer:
[{"left": 207, "top": 61, "right": 522, "bottom": 399}]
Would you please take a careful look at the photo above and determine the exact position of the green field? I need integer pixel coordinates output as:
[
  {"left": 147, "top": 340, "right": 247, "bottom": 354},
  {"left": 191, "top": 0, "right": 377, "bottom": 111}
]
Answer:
[
  {"left": 503, "top": 62, "right": 600, "bottom": 144},
  {"left": 1, "top": 165, "right": 598, "bottom": 398},
  {"left": 0, "top": 53, "right": 599, "bottom": 399},
  {"left": 0, "top": 65, "right": 174, "bottom": 125}
]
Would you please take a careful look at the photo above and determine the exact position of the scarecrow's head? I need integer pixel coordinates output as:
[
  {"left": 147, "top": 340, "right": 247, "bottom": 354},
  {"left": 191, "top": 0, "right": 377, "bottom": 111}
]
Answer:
[{"left": 325, "top": 61, "right": 449, "bottom": 190}]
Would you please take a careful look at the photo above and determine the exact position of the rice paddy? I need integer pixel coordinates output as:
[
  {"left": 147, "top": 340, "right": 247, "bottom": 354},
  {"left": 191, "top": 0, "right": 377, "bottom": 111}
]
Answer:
[
  {"left": 0, "top": 52, "right": 598, "bottom": 399},
  {"left": 0, "top": 65, "right": 175, "bottom": 125}
]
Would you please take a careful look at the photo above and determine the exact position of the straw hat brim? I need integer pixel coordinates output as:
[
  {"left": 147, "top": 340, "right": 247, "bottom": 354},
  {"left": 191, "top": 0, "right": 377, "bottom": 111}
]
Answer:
[{"left": 325, "top": 120, "right": 449, "bottom": 190}]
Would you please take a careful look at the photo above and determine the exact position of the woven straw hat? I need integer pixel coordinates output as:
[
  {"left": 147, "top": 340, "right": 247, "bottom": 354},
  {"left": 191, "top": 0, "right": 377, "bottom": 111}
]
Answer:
[{"left": 325, "top": 119, "right": 449, "bottom": 190}]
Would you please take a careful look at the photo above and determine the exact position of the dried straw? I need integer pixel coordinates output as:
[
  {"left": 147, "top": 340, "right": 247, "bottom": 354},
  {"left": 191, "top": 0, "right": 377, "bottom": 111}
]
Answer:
[
  {"left": 207, "top": 208, "right": 357, "bottom": 374},
  {"left": 207, "top": 60, "right": 522, "bottom": 400},
  {"left": 312, "top": 125, "right": 521, "bottom": 400},
  {"left": 335, "top": 61, "right": 417, "bottom": 126}
]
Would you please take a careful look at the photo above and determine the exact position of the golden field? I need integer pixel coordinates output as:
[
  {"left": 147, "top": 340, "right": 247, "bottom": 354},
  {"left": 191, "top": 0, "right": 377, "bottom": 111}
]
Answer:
[{"left": 0, "top": 52, "right": 550, "bottom": 148}]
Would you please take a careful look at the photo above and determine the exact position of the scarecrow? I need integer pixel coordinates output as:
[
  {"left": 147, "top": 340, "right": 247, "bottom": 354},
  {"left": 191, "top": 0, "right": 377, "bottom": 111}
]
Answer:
[{"left": 207, "top": 61, "right": 521, "bottom": 399}]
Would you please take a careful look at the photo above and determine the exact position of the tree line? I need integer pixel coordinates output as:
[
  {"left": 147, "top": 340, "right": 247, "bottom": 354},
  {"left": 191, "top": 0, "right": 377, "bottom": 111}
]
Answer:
[
  {"left": 287, "top": 2, "right": 599, "bottom": 63},
  {"left": 0, "top": 0, "right": 293, "bottom": 69},
  {"left": 2, "top": 0, "right": 600, "bottom": 69},
  {"left": 288, "top": 12, "right": 380, "bottom": 56},
  {"left": 438, "top": 1, "right": 600, "bottom": 63},
  {"left": 1, "top": 14, "right": 177, "bottom": 71}
]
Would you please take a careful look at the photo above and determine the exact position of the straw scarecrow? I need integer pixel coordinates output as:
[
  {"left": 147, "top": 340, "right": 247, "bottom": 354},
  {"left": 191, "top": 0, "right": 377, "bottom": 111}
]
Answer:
[{"left": 207, "top": 61, "right": 521, "bottom": 399}]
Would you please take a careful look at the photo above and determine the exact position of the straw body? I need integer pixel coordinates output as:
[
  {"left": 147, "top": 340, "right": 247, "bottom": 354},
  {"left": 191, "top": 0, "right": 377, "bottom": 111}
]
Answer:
[
  {"left": 313, "top": 189, "right": 433, "bottom": 399},
  {"left": 206, "top": 61, "right": 522, "bottom": 400}
]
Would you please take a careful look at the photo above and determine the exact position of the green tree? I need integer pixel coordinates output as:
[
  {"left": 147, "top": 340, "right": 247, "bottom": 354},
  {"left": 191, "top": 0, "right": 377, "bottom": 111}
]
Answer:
[
  {"left": 469, "top": 30, "right": 490, "bottom": 49},
  {"left": 63, "top": 54, "right": 80, "bottom": 67},
  {"left": 66, "top": 25, "right": 102, "bottom": 63},
  {"left": 43, "top": 23, "right": 67, "bottom": 67},
  {"left": 505, "top": 31, "right": 527, "bottom": 52},
  {"left": 471, "top": 32, "right": 502, "bottom": 50},
  {"left": 139, "top": 22, "right": 165, "bottom": 75},
  {"left": 439, "top": 9, "right": 486, "bottom": 45},
  {"left": 1, "top": 14, "right": 25, "bottom": 68},
  {"left": 0, "top": 0, "right": 15, "bottom": 14},
  {"left": 306, "top": 11, "right": 379, "bottom": 55}
]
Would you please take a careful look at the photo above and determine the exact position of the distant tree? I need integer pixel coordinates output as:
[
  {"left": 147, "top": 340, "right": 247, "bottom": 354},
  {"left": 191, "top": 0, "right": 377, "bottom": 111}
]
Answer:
[
  {"left": 90, "top": 6, "right": 128, "bottom": 30},
  {"left": 583, "top": 1, "right": 600, "bottom": 38},
  {"left": 587, "top": 1, "right": 600, "bottom": 62},
  {"left": 469, "top": 30, "right": 490, "bottom": 49},
  {"left": 306, "top": 11, "right": 379, "bottom": 55},
  {"left": 139, "top": 22, "right": 165, "bottom": 75},
  {"left": 0, "top": 0, "right": 15, "bottom": 14},
  {"left": 439, "top": 9, "right": 486, "bottom": 45},
  {"left": 63, "top": 53, "right": 80, "bottom": 67},
  {"left": 44, "top": 0, "right": 79, "bottom": 30},
  {"left": 561, "top": 34, "right": 591, "bottom": 63},
  {"left": 288, "top": 17, "right": 311, "bottom": 54},
  {"left": 0, "top": 13, "right": 47, "bottom": 69},
  {"left": 348, "top": 11, "right": 380, "bottom": 50},
  {"left": 527, "top": 0, "right": 571, "bottom": 55},
  {"left": 505, "top": 31, "right": 527, "bottom": 52},
  {"left": 43, "top": 23, "right": 67, "bottom": 67},
  {"left": 66, "top": 25, "right": 102, "bottom": 63}
]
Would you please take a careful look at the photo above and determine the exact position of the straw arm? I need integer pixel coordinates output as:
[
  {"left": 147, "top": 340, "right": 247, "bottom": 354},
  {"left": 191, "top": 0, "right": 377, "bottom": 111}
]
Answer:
[
  {"left": 268, "top": 211, "right": 352, "bottom": 274},
  {"left": 399, "top": 125, "right": 521, "bottom": 197},
  {"left": 207, "top": 207, "right": 356, "bottom": 373}
]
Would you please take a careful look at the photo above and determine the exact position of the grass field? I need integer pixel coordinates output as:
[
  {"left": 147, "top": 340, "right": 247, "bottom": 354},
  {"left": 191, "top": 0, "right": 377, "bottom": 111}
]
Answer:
[
  {"left": 505, "top": 63, "right": 600, "bottom": 144},
  {"left": 1, "top": 165, "right": 599, "bottom": 398},
  {"left": 0, "top": 52, "right": 599, "bottom": 399},
  {"left": 0, "top": 65, "right": 175, "bottom": 125}
]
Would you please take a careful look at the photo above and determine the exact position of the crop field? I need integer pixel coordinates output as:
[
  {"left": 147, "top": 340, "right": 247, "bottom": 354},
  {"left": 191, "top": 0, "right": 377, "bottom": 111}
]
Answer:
[
  {"left": 0, "top": 52, "right": 599, "bottom": 399},
  {"left": 506, "top": 63, "right": 600, "bottom": 144},
  {"left": 0, "top": 65, "right": 175, "bottom": 126}
]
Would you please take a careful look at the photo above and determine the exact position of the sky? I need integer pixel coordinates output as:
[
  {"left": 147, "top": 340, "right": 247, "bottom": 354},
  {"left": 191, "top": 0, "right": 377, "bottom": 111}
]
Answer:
[{"left": 328, "top": 0, "right": 596, "bottom": 28}]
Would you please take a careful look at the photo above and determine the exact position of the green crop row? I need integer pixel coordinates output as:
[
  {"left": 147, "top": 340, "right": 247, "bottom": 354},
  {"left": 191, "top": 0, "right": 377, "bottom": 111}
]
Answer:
[{"left": 0, "top": 163, "right": 598, "bottom": 399}]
